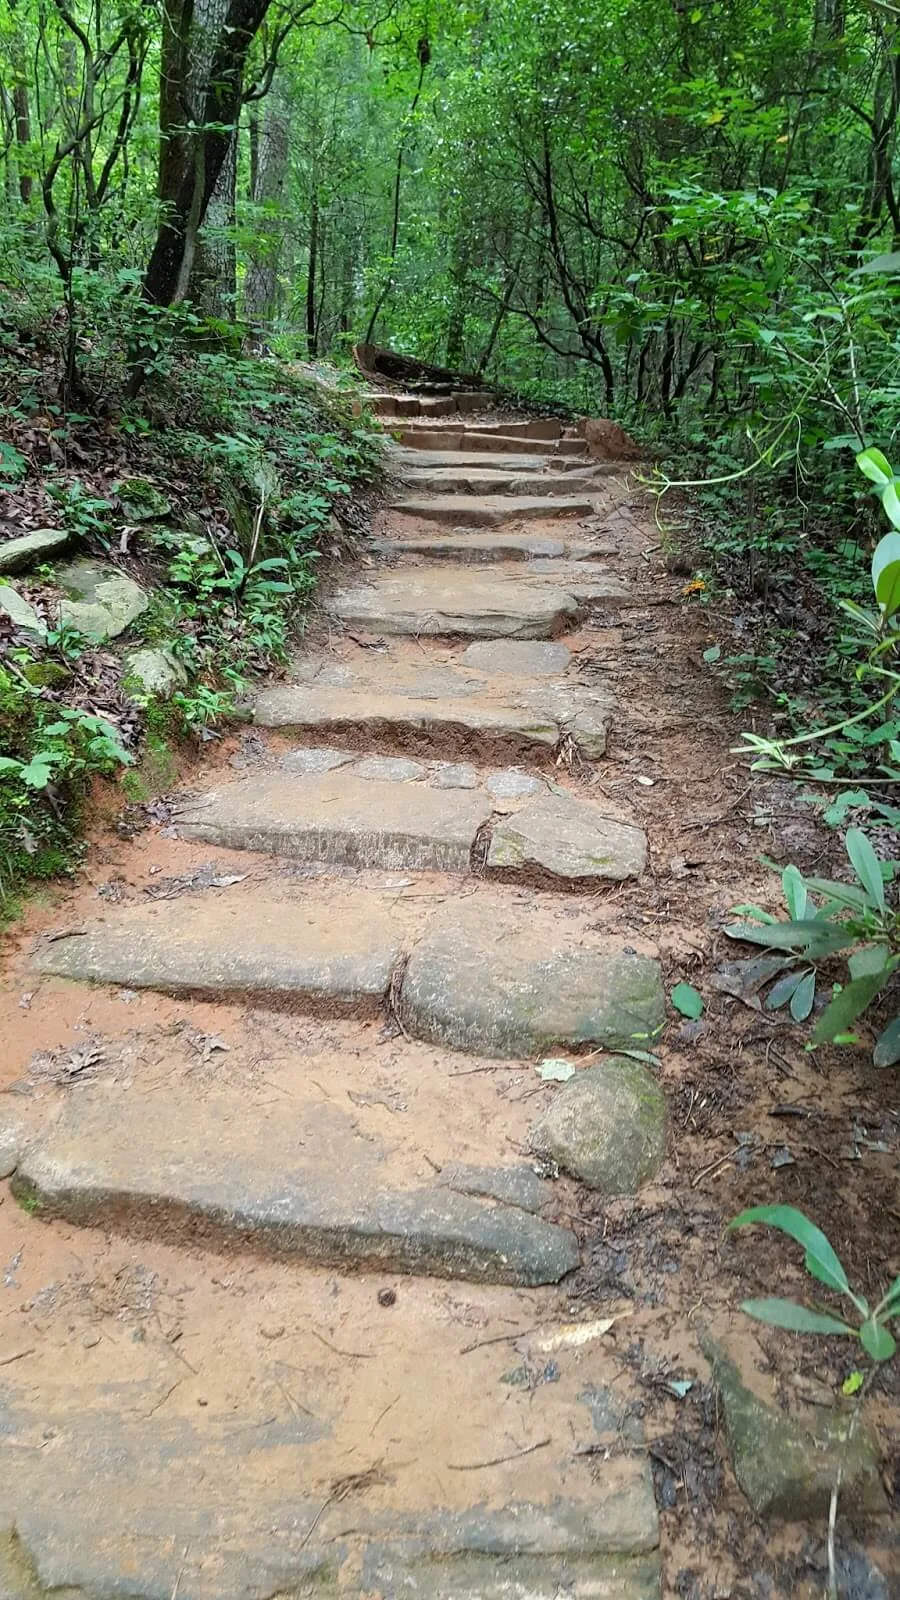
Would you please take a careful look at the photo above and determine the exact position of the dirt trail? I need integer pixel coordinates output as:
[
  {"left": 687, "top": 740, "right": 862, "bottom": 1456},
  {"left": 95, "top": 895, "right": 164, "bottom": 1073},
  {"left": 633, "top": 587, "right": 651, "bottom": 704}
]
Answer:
[{"left": 0, "top": 398, "right": 897, "bottom": 1599}]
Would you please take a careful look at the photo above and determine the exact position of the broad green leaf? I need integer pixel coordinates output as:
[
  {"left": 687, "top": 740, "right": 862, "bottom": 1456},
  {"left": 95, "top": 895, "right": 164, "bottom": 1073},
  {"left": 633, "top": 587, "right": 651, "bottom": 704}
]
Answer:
[
  {"left": 0, "top": 757, "right": 23, "bottom": 774},
  {"left": 873, "top": 1016, "right": 900, "bottom": 1068},
  {"left": 842, "top": 1370, "right": 864, "bottom": 1395},
  {"left": 781, "top": 864, "right": 807, "bottom": 920},
  {"left": 856, "top": 447, "right": 893, "bottom": 488},
  {"left": 740, "top": 1298, "right": 854, "bottom": 1336},
  {"left": 812, "top": 967, "right": 897, "bottom": 1045},
  {"left": 848, "top": 945, "right": 892, "bottom": 980},
  {"left": 671, "top": 981, "right": 704, "bottom": 1019},
  {"left": 725, "top": 920, "right": 856, "bottom": 958},
  {"left": 859, "top": 1318, "right": 896, "bottom": 1361},
  {"left": 765, "top": 969, "right": 805, "bottom": 1011},
  {"left": 729, "top": 903, "right": 777, "bottom": 923},
  {"left": 845, "top": 828, "right": 885, "bottom": 910},
  {"left": 881, "top": 485, "right": 900, "bottom": 537},
  {"left": 790, "top": 969, "right": 816, "bottom": 1022},
  {"left": 872, "top": 532, "right": 900, "bottom": 614},
  {"left": 857, "top": 250, "right": 900, "bottom": 274},
  {"left": 802, "top": 876, "right": 871, "bottom": 910},
  {"left": 877, "top": 1276, "right": 900, "bottom": 1314},
  {"left": 730, "top": 1204, "right": 851, "bottom": 1294}
]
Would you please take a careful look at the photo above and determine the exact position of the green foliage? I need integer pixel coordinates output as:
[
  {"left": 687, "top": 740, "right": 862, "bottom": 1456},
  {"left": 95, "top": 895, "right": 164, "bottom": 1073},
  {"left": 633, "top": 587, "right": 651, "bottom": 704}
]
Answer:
[
  {"left": 725, "top": 828, "right": 899, "bottom": 1064},
  {"left": 0, "top": 660, "right": 131, "bottom": 915},
  {"left": 730, "top": 1205, "right": 899, "bottom": 1363}
]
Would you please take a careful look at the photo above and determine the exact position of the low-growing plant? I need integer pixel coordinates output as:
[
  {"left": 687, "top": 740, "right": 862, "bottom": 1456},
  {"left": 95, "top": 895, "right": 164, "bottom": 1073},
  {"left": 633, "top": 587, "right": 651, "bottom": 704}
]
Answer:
[
  {"left": 730, "top": 1204, "right": 899, "bottom": 1360},
  {"left": 725, "top": 827, "right": 899, "bottom": 1065}
]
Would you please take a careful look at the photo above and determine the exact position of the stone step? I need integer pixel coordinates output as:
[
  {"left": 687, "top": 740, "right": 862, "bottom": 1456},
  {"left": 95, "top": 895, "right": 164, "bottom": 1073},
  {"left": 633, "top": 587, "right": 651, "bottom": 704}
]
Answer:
[
  {"left": 389, "top": 495, "right": 598, "bottom": 526},
  {"left": 366, "top": 391, "right": 498, "bottom": 419},
  {"left": 253, "top": 640, "right": 614, "bottom": 760},
  {"left": 328, "top": 565, "right": 626, "bottom": 638},
  {"left": 0, "top": 1254, "right": 660, "bottom": 1599},
  {"left": 8, "top": 1080, "right": 578, "bottom": 1287},
  {"left": 391, "top": 448, "right": 558, "bottom": 472},
  {"left": 370, "top": 532, "right": 615, "bottom": 564},
  {"left": 395, "top": 469, "right": 610, "bottom": 497},
  {"left": 32, "top": 880, "right": 665, "bottom": 1059},
  {"left": 174, "top": 760, "right": 647, "bottom": 885}
]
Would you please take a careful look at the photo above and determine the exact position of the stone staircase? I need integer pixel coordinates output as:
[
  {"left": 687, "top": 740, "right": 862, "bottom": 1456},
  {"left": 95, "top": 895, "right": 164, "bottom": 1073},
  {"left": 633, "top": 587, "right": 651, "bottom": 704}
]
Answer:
[{"left": 0, "top": 400, "right": 665, "bottom": 1599}]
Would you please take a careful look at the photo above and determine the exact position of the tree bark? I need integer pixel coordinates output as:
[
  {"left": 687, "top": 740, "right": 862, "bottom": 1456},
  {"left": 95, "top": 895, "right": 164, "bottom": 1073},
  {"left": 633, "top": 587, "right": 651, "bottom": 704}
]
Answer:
[
  {"left": 143, "top": 0, "right": 272, "bottom": 309},
  {"left": 243, "top": 76, "right": 290, "bottom": 327}
]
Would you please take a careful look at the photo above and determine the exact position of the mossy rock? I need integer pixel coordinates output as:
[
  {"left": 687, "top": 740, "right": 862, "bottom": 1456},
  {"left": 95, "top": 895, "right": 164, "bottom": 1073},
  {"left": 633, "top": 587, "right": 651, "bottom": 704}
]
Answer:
[
  {"left": 115, "top": 479, "right": 173, "bottom": 522},
  {"left": 529, "top": 1057, "right": 666, "bottom": 1192}
]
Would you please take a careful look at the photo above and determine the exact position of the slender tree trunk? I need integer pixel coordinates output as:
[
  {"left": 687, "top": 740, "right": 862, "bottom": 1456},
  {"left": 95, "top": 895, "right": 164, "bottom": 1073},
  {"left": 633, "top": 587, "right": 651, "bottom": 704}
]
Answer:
[
  {"left": 142, "top": 0, "right": 271, "bottom": 310},
  {"left": 243, "top": 76, "right": 290, "bottom": 327},
  {"left": 305, "top": 187, "right": 319, "bottom": 356}
]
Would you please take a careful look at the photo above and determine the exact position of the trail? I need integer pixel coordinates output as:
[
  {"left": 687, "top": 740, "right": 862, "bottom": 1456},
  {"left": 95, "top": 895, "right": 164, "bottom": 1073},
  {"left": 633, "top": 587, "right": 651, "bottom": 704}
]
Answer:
[{"left": 2, "top": 390, "right": 880, "bottom": 1598}]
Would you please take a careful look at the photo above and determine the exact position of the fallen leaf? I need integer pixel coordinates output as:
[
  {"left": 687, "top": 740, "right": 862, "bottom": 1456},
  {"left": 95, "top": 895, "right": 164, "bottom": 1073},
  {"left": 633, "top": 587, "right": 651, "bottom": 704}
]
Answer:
[
  {"left": 671, "top": 981, "right": 704, "bottom": 1019},
  {"left": 530, "top": 1314, "right": 628, "bottom": 1353},
  {"left": 536, "top": 1058, "right": 576, "bottom": 1082}
]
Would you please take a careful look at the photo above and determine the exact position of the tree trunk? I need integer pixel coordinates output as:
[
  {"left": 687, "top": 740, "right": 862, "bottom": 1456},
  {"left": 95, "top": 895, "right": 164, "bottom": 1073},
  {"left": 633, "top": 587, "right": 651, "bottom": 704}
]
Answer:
[
  {"left": 243, "top": 77, "right": 290, "bottom": 327},
  {"left": 305, "top": 187, "right": 319, "bottom": 356},
  {"left": 142, "top": 0, "right": 271, "bottom": 309}
]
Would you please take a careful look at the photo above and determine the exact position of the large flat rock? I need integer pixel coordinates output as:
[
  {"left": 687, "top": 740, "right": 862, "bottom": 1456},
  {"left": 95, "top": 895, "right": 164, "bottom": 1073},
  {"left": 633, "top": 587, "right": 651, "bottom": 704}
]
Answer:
[
  {"left": 255, "top": 681, "right": 562, "bottom": 753},
  {"left": 0, "top": 527, "right": 70, "bottom": 574},
  {"left": 254, "top": 643, "right": 614, "bottom": 760},
  {"left": 33, "top": 889, "right": 401, "bottom": 1013},
  {"left": 329, "top": 568, "right": 582, "bottom": 638},
  {"left": 373, "top": 531, "right": 569, "bottom": 562},
  {"left": 400, "top": 902, "right": 665, "bottom": 1059},
  {"left": 11, "top": 1083, "right": 578, "bottom": 1285},
  {"left": 176, "top": 769, "right": 491, "bottom": 871},
  {"left": 31, "top": 883, "right": 660, "bottom": 1060},
  {"left": 488, "top": 794, "right": 647, "bottom": 883},
  {"left": 56, "top": 557, "right": 148, "bottom": 639},
  {"left": 389, "top": 495, "right": 597, "bottom": 526},
  {"left": 0, "top": 1353, "right": 659, "bottom": 1600},
  {"left": 397, "top": 468, "right": 608, "bottom": 497},
  {"left": 391, "top": 448, "right": 556, "bottom": 472},
  {"left": 174, "top": 764, "right": 642, "bottom": 885}
]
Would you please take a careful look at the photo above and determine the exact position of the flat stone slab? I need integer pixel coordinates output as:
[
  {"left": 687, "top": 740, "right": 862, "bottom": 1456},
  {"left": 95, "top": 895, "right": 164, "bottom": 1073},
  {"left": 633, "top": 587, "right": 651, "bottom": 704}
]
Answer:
[
  {"left": 461, "top": 640, "right": 572, "bottom": 674},
  {"left": 400, "top": 902, "right": 665, "bottom": 1059},
  {"left": 31, "top": 885, "right": 661, "bottom": 1061},
  {"left": 329, "top": 569, "right": 581, "bottom": 638},
  {"left": 391, "top": 448, "right": 556, "bottom": 472},
  {"left": 56, "top": 557, "right": 148, "bottom": 639},
  {"left": 703, "top": 1336, "right": 888, "bottom": 1520},
  {"left": 0, "top": 527, "right": 70, "bottom": 574},
  {"left": 488, "top": 794, "right": 647, "bottom": 882},
  {"left": 0, "top": 1370, "right": 659, "bottom": 1600},
  {"left": 374, "top": 532, "right": 569, "bottom": 563},
  {"left": 389, "top": 495, "right": 597, "bottom": 526},
  {"left": 397, "top": 469, "right": 605, "bottom": 497},
  {"left": 11, "top": 1083, "right": 578, "bottom": 1285},
  {"left": 174, "top": 764, "right": 642, "bottom": 886},
  {"left": 254, "top": 645, "right": 614, "bottom": 760},
  {"left": 257, "top": 681, "right": 562, "bottom": 753},
  {"left": 0, "top": 582, "right": 46, "bottom": 638},
  {"left": 176, "top": 770, "right": 492, "bottom": 872},
  {"left": 33, "top": 889, "right": 401, "bottom": 1013}
]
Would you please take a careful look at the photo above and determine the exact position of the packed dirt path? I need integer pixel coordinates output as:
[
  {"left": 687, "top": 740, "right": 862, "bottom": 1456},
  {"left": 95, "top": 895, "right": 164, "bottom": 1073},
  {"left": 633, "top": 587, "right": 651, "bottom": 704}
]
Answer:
[{"left": 0, "top": 396, "right": 896, "bottom": 1599}]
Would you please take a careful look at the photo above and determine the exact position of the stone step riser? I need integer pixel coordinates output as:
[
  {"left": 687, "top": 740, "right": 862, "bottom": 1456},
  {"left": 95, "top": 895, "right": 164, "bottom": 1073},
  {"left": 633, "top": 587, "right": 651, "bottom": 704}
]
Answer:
[
  {"left": 175, "top": 770, "right": 647, "bottom": 888},
  {"left": 395, "top": 472, "right": 613, "bottom": 497},
  {"left": 388, "top": 496, "right": 597, "bottom": 527},
  {"left": 33, "top": 892, "right": 665, "bottom": 1063}
]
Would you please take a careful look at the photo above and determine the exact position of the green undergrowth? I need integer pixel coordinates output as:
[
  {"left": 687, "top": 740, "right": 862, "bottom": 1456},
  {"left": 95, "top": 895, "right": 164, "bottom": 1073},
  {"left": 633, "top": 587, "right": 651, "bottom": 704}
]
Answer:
[{"left": 0, "top": 317, "right": 383, "bottom": 921}]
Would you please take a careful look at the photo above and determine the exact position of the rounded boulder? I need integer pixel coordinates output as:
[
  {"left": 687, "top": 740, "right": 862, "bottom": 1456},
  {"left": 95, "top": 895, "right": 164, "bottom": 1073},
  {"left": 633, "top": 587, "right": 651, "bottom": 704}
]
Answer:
[{"left": 530, "top": 1058, "right": 666, "bottom": 1192}]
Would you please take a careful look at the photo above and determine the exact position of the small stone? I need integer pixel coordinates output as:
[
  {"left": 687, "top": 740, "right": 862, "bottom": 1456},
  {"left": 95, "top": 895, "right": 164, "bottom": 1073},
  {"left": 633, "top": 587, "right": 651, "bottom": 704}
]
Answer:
[
  {"left": 353, "top": 755, "right": 426, "bottom": 782},
  {"left": 56, "top": 558, "right": 148, "bottom": 640},
  {"left": 702, "top": 1335, "right": 888, "bottom": 1519},
  {"left": 0, "top": 582, "right": 47, "bottom": 639},
  {"left": 259, "top": 1324, "right": 285, "bottom": 1340},
  {"left": 430, "top": 763, "right": 479, "bottom": 789},
  {"left": 279, "top": 747, "right": 355, "bottom": 774},
  {"left": 125, "top": 647, "right": 186, "bottom": 697},
  {"left": 529, "top": 1059, "right": 666, "bottom": 1192},
  {"left": 82, "top": 1331, "right": 101, "bottom": 1349},
  {"left": 377, "top": 1288, "right": 397, "bottom": 1307},
  {"left": 485, "top": 768, "right": 544, "bottom": 802},
  {"left": 0, "top": 528, "right": 70, "bottom": 574}
]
